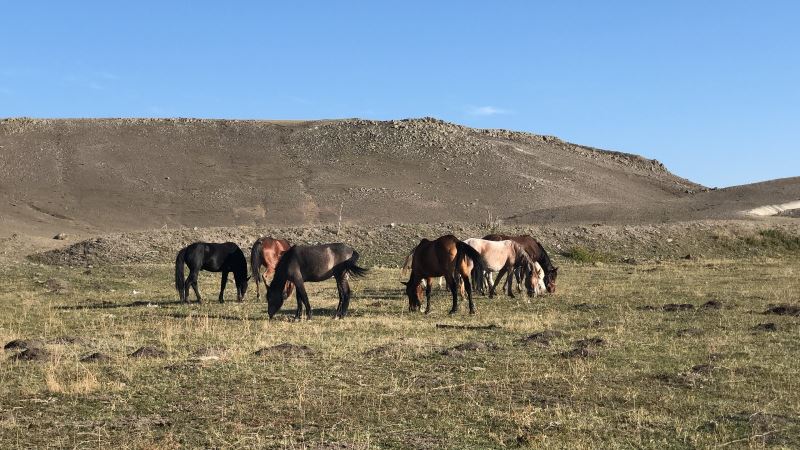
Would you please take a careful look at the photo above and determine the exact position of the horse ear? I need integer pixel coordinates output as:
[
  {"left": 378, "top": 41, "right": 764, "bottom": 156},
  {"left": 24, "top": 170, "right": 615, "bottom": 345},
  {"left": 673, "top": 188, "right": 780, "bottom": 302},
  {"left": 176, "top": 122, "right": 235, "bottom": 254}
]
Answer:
[
  {"left": 247, "top": 275, "right": 252, "bottom": 281},
  {"left": 400, "top": 281, "right": 408, "bottom": 286}
]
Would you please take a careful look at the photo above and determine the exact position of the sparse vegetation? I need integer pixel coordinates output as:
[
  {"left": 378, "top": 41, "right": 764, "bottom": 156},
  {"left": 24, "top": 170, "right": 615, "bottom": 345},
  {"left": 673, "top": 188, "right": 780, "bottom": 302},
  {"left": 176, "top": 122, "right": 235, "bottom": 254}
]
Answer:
[
  {"left": 746, "top": 228, "right": 800, "bottom": 252},
  {"left": 2, "top": 257, "right": 799, "bottom": 448},
  {"left": 561, "top": 245, "right": 610, "bottom": 263}
]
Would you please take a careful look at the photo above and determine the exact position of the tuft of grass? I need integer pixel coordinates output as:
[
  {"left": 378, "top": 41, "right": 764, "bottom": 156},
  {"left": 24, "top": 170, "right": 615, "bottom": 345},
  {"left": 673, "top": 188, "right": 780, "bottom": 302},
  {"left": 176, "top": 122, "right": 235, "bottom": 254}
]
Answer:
[
  {"left": 561, "top": 245, "right": 610, "bottom": 263},
  {"left": 745, "top": 228, "right": 800, "bottom": 252}
]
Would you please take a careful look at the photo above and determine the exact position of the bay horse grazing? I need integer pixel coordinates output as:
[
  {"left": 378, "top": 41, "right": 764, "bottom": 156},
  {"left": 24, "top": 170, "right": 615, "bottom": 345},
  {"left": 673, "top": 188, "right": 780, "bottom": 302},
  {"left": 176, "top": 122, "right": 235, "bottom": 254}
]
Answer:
[
  {"left": 267, "top": 243, "right": 368, "bottom": 320},
  {"left": 483, "top": 234, "right": 559, "bottom": 294},
  {"left": 403, "top": 235, "right": 488, "bottom": 315},
  {"left": 250, "top": 237, "right": 293, "bottom": 300},
  {"left": 175, "top": 242, "right": 249, "bottom": 303},
  {"left": 463, "top": 238, "right": 534, "bottom": 298}
]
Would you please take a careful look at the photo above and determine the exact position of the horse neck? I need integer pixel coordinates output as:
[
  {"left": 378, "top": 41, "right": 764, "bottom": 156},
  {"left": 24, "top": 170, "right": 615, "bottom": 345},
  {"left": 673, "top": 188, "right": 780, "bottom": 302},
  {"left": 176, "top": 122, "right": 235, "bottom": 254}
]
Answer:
[
  {"left": 536, "top": 243, "right": 553, "bottom": 271},
  {"left": 270, "top": 252, "right": 291, "bottom": 291}
]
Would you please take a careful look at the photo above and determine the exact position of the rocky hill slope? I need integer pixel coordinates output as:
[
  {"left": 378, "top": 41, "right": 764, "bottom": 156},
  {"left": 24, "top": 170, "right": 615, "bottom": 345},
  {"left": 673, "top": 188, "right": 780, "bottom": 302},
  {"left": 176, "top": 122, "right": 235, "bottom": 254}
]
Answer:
[{"left": 1, "top": 117, "right": 710, "bottom": 237}]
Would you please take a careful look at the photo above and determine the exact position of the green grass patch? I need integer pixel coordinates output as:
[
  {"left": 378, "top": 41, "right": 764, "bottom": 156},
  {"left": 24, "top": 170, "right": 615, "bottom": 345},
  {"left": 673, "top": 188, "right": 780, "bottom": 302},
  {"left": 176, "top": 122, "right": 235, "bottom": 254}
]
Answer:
[{"left": 561, "top": 245, "right": 610, "bottom": 263}]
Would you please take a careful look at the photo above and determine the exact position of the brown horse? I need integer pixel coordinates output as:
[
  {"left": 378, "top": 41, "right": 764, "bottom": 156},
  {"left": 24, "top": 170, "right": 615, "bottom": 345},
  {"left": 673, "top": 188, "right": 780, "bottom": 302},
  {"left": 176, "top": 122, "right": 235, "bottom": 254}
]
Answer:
[
  {"left": 483, "top": 234, "right": 559, "bottom": 294},
  {"left": 250, "top": 237, "right": 293, "bottom": 300},
  {"left": 403, "top": 235, "right": 488, "bottom": 315}
]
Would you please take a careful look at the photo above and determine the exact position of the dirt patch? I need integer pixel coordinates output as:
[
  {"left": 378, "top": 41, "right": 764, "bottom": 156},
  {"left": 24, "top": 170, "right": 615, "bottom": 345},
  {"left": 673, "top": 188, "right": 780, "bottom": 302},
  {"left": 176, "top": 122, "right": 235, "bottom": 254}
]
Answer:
[
  {"left": 764, "top": 304, "right": 800, "bottom": 316},
  {"left": 753, "top": 322, "right": 778, "bottom": 332},
  {"left": 12, "top": 347, "right": 50, "bottom": 361},
  {"left": 701, "top": 300, "right": 723, "bottom": 309},
  {"left": 676, "top": 328, "right": 704, "bottom": 337},
  {"left": 521, "top": 330, "right": 565, "bottom": 347},
  {"left": 435, "top": 323, "right": 501, "bottom": 330},
  {"left": 80, "top": 352, "right": 112, "bottom": 362},
  {"left": 4, "top": 339, "right": 42, "bottom": 351},
  {"left": 129, "top": 346, "right": 168, "bottom": 358},
  {"left": 440, "top": 341, "right": 499, "bottom": 357},
  {"left": 45, "top": 278, "right": 70, "bottom": 294},
  {"left": 49, "top": 335, "right": 87, "bottom": 345},
  {"left": 662, "top": 303, "right": 695, "bottom": 312},
  {"left": 573, "top": 336, "right": 606, "bottom": 348},
  {"left": 192, "top": 346, "right": 229, "bottom": 360},
  {"left": 561, "top": 347, "right": 598, "bottom": 358},
  {"left": 655, "top": 364, "right": 715, "bottom": 387},
  {"left": 253, "top": 343, "right": 315, "bottom": 357}
]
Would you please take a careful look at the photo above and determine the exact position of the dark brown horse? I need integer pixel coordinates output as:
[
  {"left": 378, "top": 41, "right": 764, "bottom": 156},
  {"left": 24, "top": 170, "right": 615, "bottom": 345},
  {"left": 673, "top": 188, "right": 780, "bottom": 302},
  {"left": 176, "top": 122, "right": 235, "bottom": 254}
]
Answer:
[
  {"left": 267, "top": 243, "right": 368, "bottom": 320},
  {"left": 483, "top": 234, "right": 559, "bottom": 294},
  {"left": 250, "top": 237, "right": 293, "bottom": 300},
  {"left": 403, "top": 235, "right": 488, "bottom": 315}
]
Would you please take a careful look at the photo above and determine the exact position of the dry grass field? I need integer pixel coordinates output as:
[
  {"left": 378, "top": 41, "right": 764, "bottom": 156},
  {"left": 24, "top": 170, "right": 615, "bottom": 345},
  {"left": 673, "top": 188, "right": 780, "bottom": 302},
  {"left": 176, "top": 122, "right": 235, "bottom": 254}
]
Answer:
[{"left": 1, "top": 255, "right": 799, "bottom": 448}]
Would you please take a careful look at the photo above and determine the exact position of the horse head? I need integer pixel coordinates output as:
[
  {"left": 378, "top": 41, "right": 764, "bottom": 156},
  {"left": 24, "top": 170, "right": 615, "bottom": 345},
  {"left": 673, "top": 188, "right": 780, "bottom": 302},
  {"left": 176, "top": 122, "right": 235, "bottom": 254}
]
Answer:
[{"left": 545, "top": 266, "right": 559, "bottom": 294}]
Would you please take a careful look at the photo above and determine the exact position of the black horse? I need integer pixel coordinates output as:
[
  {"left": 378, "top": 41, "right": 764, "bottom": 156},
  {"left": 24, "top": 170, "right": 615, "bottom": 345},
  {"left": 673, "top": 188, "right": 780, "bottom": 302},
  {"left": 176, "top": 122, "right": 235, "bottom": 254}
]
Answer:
[
  {"left": 267, "top": 243, "right": 368, "bottom": 320},
  {"left": 175, "top": 242, "right": 249, "bottom": 303}
]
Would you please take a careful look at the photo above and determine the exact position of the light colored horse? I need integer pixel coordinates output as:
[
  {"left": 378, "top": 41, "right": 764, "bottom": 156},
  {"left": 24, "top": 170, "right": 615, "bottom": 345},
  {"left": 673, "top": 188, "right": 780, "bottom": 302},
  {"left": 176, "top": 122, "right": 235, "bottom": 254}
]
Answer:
[
  {"left": 531, "top": 261, "right": 545, "bottom": 296},
  {"left": 463, "top": 238, "right": 534, "bottom": 298}
]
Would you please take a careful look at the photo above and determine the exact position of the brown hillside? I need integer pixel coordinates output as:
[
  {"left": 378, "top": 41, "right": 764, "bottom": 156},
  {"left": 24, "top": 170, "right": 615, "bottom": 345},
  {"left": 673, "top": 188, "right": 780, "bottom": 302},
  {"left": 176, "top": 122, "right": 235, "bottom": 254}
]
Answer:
[{"left": 1, "top": 117, "right": 712, "bottom": 235}]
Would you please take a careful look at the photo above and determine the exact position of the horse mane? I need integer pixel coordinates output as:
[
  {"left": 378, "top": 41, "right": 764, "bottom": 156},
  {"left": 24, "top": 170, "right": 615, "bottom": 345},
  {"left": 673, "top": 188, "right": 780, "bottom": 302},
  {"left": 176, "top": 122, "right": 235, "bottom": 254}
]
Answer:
[
  {"left": 536, "top": 240, "right": 554, "bottom": 272},
  {"left": 512, "top": 241, "right": 534, "bottom": 269}
]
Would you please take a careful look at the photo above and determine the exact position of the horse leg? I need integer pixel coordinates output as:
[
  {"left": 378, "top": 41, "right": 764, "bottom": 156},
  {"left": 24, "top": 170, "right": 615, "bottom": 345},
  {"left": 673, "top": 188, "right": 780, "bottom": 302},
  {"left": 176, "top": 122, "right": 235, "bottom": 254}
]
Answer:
[
  {"left": 424, "top": 277, "right": 433, "bottom": 314},
  {"left": 489, "top": 268, "right": 504, "bottom": 298},
  {"left": 444, "top": 272, "right": 459, "bottom": 314},
  {"left": 456, "top": 262, "right": 476, "bottom": 314},
  {"left": 334, "top": 275, "right": 344, "bottom": 317},
  {"left": 505, "top": 265, "right": 515, "bottom": 298},
  {"left": 294, "top": 281, "right": 312, "bottom": 320},
  {"left": 218, "top": 271, "right": 228, "bottom": 303},
  {"left": 188, "top": 269, "right": 202, "bottom": 303},
  {"left": 337, "top": 275, "right": 352, "bottom": 319}
]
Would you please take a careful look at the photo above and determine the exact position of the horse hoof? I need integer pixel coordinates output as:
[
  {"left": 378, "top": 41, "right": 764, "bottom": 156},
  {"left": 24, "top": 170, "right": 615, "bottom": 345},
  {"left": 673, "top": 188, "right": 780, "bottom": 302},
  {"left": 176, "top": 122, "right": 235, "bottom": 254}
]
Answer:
[
  {"left": 469, "top": 310, "right": 477, "bottom": 315},
  {"left": 448, "top": 309, "right": 458, "bottom": 315}
]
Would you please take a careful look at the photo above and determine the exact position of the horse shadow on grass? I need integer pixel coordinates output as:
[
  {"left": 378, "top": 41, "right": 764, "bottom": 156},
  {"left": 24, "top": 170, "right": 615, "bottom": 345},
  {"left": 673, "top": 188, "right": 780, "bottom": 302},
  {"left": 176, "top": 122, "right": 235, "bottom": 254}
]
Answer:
[
  {"left": 56, "top": 299, "right": 187, "bottom": 310},
  {"left": 358, "top": 288, "right": 405, "bottom": 301}
]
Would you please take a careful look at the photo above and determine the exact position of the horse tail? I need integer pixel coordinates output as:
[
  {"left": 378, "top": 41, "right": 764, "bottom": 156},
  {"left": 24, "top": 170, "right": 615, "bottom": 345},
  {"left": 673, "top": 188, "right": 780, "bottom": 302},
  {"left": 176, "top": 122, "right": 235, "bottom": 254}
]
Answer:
[
  {"left": 343, "top": 250, "right": 369, "bottom": 278},
  {"left": 250, "top": 238, "right": 264, "bottom": 285},
  {"left": 399, "top": 244, "right": 417, "bottom": 279},
  {"left": 175, "top": 247, "right": 186, "bottom": 298},
  {"left": 456, "top": 240, "right": 487, "bottom": 293}
]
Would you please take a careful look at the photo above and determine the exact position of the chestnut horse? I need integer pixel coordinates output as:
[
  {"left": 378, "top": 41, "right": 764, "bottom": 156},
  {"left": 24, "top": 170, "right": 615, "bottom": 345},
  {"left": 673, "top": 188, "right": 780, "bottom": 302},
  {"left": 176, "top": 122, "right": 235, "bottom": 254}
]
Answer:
[
  {"left": 403, "top": 235, "right": 488, "bottom": 315},
  {"left": 250, "top": 237, "right": 293, "bottom": 300},
  {"left": 483, "top": 234, "right": 559, "bottom": 294}
]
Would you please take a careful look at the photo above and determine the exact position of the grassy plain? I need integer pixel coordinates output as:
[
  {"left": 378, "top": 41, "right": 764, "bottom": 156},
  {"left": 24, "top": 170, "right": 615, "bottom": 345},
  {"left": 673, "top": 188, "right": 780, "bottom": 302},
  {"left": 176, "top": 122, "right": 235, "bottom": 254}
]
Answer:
[{"left": 1, "top": 257, "right": 798, "bottom": 448}]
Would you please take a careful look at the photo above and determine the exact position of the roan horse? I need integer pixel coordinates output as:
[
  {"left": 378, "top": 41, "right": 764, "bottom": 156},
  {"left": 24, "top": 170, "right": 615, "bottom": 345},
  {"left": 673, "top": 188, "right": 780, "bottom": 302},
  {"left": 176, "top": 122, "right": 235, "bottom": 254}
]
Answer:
[
  {"left": 250, "top": 237, "right": 293, "bottom": 300},
  {"left": 403, "top": 235, "right": 488, "bottom": 315},
  {"left": 463, "top": 238, "right": 534, "bottom": 298},
  {"left": 175, "top": 242, "right": 249, "bottom": 303},
  {"left": 483, "top": 234, "right": 559, "bottom": 294},
  {"left": 267, "top": 243, "right": 368, "bottom": 320}
]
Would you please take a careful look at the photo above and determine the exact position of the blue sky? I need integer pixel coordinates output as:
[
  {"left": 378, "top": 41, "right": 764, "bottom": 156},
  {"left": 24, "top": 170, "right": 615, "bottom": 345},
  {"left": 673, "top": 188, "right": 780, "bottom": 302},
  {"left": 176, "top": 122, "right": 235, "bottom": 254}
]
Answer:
[{"left": 1, "top": 1, "right": 798, "bottom": 187}]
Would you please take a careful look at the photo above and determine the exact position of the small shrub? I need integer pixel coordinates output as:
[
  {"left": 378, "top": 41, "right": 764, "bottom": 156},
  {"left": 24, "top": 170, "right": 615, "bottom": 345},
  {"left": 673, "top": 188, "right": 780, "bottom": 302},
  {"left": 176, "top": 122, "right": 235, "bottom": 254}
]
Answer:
[
  {"left": 745, "top": 229, "right": 800, "bottom": 252},
  {"left": 562, "top": 246, "right": 608, "bottom": 263}
]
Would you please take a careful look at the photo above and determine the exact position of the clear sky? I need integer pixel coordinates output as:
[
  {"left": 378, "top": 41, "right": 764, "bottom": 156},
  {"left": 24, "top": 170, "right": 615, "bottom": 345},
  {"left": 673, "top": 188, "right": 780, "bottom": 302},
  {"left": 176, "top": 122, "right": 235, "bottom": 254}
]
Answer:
[{"left": 1, "top": 1, "right": 798, "bottom": 188}]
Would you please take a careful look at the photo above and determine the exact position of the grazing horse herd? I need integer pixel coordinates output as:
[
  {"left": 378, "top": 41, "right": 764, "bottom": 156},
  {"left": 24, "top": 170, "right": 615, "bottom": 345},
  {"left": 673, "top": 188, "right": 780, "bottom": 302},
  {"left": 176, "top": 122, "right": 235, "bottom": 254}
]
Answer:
[{"left": 174, "top": 233, "right": 559, "bottom": 319}]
